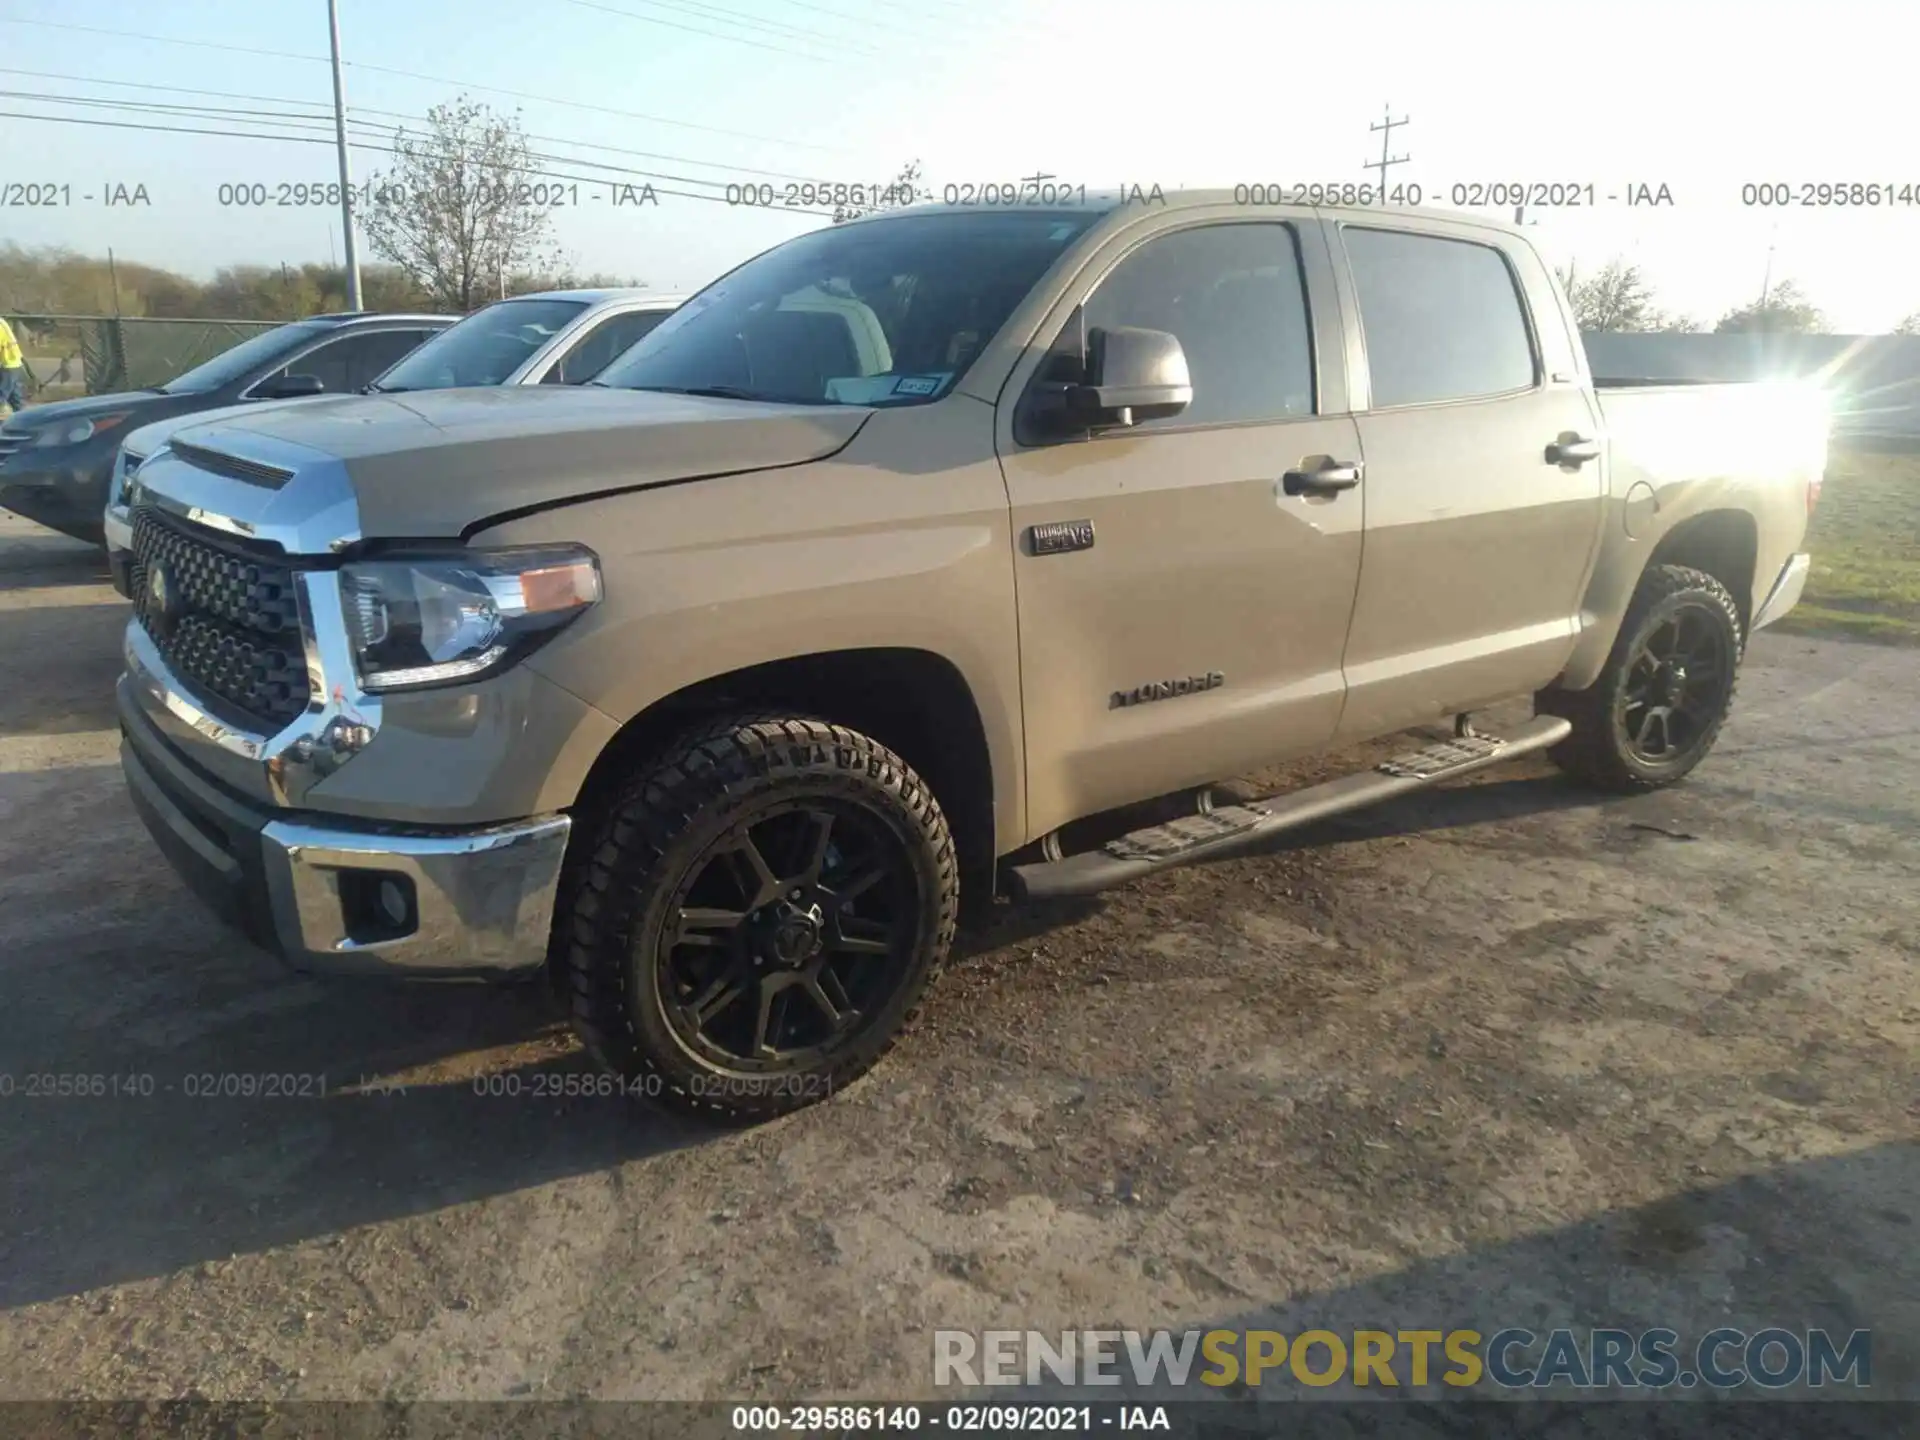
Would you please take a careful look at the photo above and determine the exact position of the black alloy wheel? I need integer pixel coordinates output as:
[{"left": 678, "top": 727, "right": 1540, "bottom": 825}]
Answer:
[
  {"left": 657, "top": 797, "right": 920, "bottom": 1071},
  {"left": 562, "top": 714, "right": 958, "bottom": 1123},
  {"left": 1614, "top": 603, "right": 1736, "bottom": 767}
]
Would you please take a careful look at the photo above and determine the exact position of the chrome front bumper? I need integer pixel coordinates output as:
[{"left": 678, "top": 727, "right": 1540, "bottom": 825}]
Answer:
[
  {"left": 1752, "top": 551, "right": 1811, "bottom": 633},
  {"left": 121, "top": 679, "right": 569, "bottom": 979}
]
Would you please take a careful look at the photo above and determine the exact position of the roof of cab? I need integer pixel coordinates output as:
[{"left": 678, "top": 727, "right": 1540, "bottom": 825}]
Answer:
[{"left": 837, "top": 188, "right": 1529, "bottom": 239}]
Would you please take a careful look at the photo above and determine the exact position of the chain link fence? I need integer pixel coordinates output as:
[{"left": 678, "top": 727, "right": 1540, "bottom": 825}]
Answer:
[{"left": 3, "top": 315, "right": 283, "bottom": 404}]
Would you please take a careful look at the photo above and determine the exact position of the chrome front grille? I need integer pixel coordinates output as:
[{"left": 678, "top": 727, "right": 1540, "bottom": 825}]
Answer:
[
  {"left": 129, "top": 507, "right": 311, "bottom": 731},
  {"left": 0, "top": 429, "right": 27, "bottom": 463}
]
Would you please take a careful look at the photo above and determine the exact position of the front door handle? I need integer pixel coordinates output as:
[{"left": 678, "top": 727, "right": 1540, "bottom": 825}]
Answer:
[
  {"left": 1282, "top": 460, "right": 1363, "bottom": 496},
  {"left": 1546, "top": 435, "right": 1602, "bottom": 466}
]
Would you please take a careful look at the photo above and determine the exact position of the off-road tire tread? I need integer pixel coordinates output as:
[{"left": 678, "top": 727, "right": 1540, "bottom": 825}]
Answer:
[
  {"left": 1538, "top": 563, "right": 1743, "bottom": 794},
  {"left": 561, "top": 713, "right": 958, "bottom": 1123}
]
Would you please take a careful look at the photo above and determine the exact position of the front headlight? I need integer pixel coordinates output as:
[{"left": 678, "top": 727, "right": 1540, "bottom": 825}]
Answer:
[
  {"left": 108, "top": 446, "right": 153, "bottom": 512},
  {"left": 36, "top": 413, "right": 131, "bottom": 447},
  {"left": 340, "top": 545, "right": 602, "bottom": 692}
]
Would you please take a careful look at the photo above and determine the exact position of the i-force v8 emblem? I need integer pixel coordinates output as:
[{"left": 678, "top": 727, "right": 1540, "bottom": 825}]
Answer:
[{"left": 1027, "top": 520, "right": 1095, "bottom": 556}]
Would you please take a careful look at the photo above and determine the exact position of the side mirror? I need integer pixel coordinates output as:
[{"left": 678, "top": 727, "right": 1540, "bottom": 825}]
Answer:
[
  {"left": 254, "top": 373, "right": 325, "bottom": 399},
  {"left": 1066, "top": 326, "right": 1192, "bottom": 430}
]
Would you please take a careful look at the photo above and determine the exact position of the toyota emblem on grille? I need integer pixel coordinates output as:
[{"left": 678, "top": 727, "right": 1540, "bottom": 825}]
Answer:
[{"left": 145, "top": 561, "right": 181, "bottom": 634}]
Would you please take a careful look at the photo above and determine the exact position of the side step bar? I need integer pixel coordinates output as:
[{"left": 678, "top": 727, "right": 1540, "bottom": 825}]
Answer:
[{"left": 1005, "top": 714, "right": 1571, "bottom": 901}]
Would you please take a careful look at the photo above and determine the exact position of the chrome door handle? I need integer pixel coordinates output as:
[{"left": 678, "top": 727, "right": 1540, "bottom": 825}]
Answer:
[
  {"left": 1282, "top": 461, "right": 1363, "bottom": 496},
  {"left": 1546, "top": 435, "right": 1601, "bottom": 466}
]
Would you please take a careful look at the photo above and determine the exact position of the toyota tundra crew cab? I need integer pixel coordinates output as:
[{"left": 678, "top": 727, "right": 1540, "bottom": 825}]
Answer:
[{"left": 114, "top": 193, "right": 1826, "bottom": 1122}]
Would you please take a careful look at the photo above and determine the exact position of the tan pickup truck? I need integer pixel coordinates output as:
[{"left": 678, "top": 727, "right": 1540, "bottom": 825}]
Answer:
[{"left": 115, "top": 193, "right": 1827, "bottom": 1121}]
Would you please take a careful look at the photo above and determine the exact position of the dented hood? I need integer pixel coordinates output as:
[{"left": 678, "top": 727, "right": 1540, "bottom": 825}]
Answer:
[{"left": 166, "top": 386, "right": 870, "bottom": 537}]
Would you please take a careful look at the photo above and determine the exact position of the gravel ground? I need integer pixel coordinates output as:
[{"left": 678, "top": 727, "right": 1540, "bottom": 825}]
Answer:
[{"left": 0, "top": 511, "right": 1913, "bottom": 1405}]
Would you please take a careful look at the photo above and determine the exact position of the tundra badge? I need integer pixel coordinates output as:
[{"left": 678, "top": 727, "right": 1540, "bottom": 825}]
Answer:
[{"left": 1111, "top": 671, "right": 1225, "bottom": 709}]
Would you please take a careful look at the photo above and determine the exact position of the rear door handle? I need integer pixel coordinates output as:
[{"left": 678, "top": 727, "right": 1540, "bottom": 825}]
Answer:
[
  {"left": 1546, "top": 435, "right": 1601, "bottom": 466},
  {"left": 1282, "top": 460, "right": 1363, "bottom": 496}
]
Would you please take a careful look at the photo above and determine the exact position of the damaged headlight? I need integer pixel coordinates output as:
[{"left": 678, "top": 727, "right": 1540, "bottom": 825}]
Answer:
[{"left": 340, "top": 544, "right": 601, "bottom": 692}]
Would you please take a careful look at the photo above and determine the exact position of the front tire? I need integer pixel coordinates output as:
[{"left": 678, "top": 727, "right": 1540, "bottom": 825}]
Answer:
[
  {"left": 1538, "top": 563, "right": 1743, "bottom": 794},
  {"left": 561, "top": 715, "right": 958, "bottom": 1123}
]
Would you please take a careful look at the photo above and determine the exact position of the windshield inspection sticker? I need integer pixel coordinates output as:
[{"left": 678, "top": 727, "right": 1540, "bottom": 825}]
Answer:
[
  {"left": 824, "top": 375, "right": 901, "bottom": 404},
  {"left": 892, "top": 374, "right": 946, "bottom": 397}
]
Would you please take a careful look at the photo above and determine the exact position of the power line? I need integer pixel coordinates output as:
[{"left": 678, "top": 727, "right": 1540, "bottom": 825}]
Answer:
[
  {"left": 0, "top": 89, "right": 348, "bottom": 130},
  {"left": 0, "top": 17, "right": 854, "bottom": 153},
  {"left": 1365, "top": 104, "right": 1410, "bottom": 193},
  {"left": 829, "top": 0, "right": 1077, "bottom": 44},
  {"left": 0, "top": 67, "right": 329, "bottom": 117},
  {"left": 0, "top": 17, "right": 329, "bottom": 67},
  {"left": 561, "top": 0, "right": 886, "bottom": 54},
  {"left": 556, "top": 0, "right": 847, "bottom": 60},
  {"left": 0, "top": 108, "right": 838, "bottom": 215},
  {"left": 0, "top": 87, "right": 824, "bottom": 198},
  {"left": 763, "top": 0, "right": 965, "bottom": 40},
  {"left": 0, "top": 67, "right": 826, "bottom": 183}
]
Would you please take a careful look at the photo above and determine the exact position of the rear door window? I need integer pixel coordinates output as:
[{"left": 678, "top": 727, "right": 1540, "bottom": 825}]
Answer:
[{"left": 1341, "top": 227, "right": 1537, "bottom": 408}]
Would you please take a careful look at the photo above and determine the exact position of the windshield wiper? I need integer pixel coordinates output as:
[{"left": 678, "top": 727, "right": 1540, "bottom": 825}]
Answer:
[{"left": 621, "top": 383, "right": 794, "bottom": 403}]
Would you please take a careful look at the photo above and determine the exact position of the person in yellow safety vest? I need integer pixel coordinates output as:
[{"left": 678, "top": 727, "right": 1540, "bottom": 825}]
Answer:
[{"left": 0, "top": 316, "right": 25, "bottom": 413}]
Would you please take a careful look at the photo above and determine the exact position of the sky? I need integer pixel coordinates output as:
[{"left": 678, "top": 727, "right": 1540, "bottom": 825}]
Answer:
[{"left": 2, "top": 0, "right": 1917, "bottom": 332}]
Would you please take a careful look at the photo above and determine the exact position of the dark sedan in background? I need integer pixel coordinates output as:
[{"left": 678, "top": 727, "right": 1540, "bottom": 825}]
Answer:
[{"left": 0, "top": 310, "right": 449, "bottom": 544}]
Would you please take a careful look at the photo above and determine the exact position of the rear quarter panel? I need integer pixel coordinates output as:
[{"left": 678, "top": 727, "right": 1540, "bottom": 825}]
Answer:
[{"left": 1560, "top": 381, "right": 1824, "bottom": 688}]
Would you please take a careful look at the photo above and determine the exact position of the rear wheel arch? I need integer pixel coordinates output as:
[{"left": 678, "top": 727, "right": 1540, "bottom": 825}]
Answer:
[
  {"left": 1642, "top": 508, "right": 1759, "bottom": 641},
  {"left": 1560, "top": 505, "right": 1760, "bottom": 691}
]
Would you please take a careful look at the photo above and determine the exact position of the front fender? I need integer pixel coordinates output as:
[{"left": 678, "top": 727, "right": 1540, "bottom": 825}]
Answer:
[{"left": 475, "top": 399, "right": 1028, "bottom": 849}]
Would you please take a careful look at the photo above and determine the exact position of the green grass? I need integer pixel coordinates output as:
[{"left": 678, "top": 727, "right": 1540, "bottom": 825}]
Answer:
[{"left": 1771, "top": 444, "right": 1920, "bottom": 646}]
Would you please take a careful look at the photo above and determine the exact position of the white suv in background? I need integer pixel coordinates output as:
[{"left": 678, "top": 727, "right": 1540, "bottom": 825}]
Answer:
[{"left": 103, "top": 289, "right": 685, "bottom": 582}]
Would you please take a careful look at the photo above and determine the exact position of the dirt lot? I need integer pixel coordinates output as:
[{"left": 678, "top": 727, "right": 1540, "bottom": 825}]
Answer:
[{"left": 0, "top": 510, "right": 1913, "bottom": 1405}]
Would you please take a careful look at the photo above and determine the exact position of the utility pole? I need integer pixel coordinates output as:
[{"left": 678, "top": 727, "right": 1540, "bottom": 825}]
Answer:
[
  {"left": 327, "top": 0, "right": 364, "bottom": 310},
  {"left": 1758, "top": 225, "right": 1777, "bottom": 309},
  {"left": 1365, "top": 104, "right": 1410, "bottom": 197}
]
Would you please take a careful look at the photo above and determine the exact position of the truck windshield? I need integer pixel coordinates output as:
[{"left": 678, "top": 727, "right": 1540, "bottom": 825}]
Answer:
[
  {"left": 594, "top": 210, "right": 1098, "bottom": 406},
  {"left": 160, "top": 322, "right": 329, "bottom": 394},
  {"left": 370, "top": 298, "right": 589, "bottom": 391}
]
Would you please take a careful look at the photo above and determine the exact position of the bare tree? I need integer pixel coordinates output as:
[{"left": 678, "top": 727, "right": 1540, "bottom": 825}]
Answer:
[
  {"left": 1714, "top": 279, "right": 1828, "bottom": 334},
  {"left": 833, "top": 159, "right": 924, "bottom": 223},
  {"left": 1894, "top": 311, "right": 1920, "bottom": 336},
  {"left": 360, "top": 98, "right": 563, "bottom": 311},
  {"left": 1555, "top": 257, "right": 1668, "bottom": 332}
]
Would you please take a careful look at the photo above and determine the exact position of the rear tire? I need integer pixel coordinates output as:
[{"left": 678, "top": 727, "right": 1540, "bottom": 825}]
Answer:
[
  {"left": 561, "top": 714, "right": 958, "bottom": 1124},
  {"left": 1538, "top": 563, "right": 1743, "bottom": 794}
]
